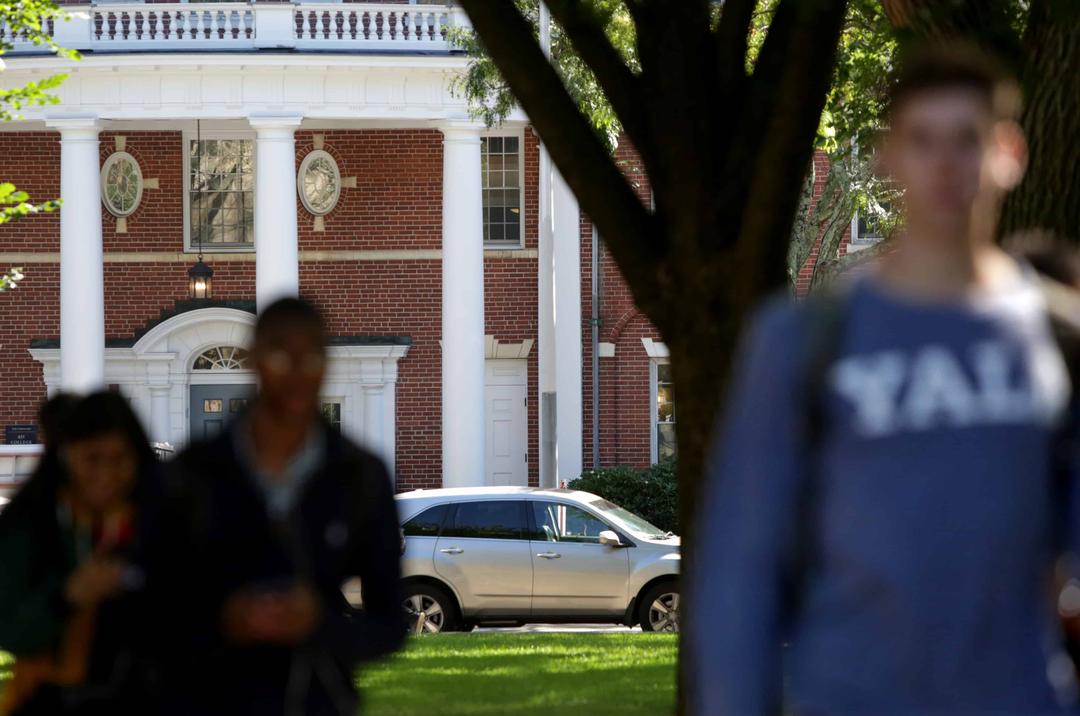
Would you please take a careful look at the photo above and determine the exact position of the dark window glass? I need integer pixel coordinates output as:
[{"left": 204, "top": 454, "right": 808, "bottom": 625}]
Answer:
[
  {"left": 530, "top": 501, "right": 609, "bottom": 544},
  {"left": 403, "top": 504, "right": 449, "bottom": 537},
  {"left": 444, "top": 501, "right": 525, "bottom": 540}
]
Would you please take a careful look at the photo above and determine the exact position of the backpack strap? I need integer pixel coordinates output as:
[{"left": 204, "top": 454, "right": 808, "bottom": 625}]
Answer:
[{"left": 788, "top": 291, "right": 849, "bottom": 614}]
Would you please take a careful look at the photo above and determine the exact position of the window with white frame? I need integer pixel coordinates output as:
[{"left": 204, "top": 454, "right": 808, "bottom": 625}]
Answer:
[
  {"left": 187, "top": 137, "right": 255, "bottom": 250},
  {"left": 653, "top": 361, "right": 676, "bottom": 463},
  {"left": 320, "top": 400, "right": 342, "bottom": 433},
  {"left": 481, "top": 135, "right": 523, "bottom": 246}
]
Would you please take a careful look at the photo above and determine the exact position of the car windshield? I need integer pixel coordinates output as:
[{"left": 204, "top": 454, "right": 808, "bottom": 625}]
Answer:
[{"left": 587, "top": 497, "right": 669, "bottom": 538}]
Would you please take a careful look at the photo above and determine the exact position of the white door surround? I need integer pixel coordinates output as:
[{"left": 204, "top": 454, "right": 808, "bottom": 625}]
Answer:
[
  {"left": 28, "top": 306, "right": 408, "bottom": 471},
  {"left": 485, "top": 359, "right": 528, "bottom": 487}
]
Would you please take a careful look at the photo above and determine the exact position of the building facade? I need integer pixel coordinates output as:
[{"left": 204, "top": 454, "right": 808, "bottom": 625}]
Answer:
[{"left": 0, "top": 1, "right": 679, "bottom": 494}]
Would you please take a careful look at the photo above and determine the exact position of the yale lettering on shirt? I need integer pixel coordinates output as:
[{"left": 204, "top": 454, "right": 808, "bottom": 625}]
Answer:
[{"left": 829, "top": 340, "right": 1069, "bottom": 437}]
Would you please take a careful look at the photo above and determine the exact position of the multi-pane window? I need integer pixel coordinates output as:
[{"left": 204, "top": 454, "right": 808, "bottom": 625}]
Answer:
[
  {"left": 655, "top": 362, "right": 676, "bottom": 463},
  {"left": 189, "top": 139, "right": 254, "bottom": 249},
  {"left": 481, "top": 136, "right": 522, "bottom": 245},
  {"left": 320, "top": 401, "right": 342, "bottom": 433}
]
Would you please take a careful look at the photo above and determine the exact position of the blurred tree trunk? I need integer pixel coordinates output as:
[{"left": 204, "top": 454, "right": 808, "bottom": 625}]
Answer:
[
  {"left": 999, "top": 1, "right": 1080, "bottom": 241},
  {"left": 454, "top": 1, "right": 849, "bottom": 710}
]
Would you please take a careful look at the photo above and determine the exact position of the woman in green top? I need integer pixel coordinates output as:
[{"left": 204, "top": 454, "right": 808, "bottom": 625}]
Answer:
[{"left": 0, "top": 392, "right": 160, "bottom": 715}]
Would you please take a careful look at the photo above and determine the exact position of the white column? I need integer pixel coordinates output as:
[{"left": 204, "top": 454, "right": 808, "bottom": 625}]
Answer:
[
  {"left": 249, "top": 114, "right": 302, "bottom": 309},
  {"left": 553, "top": 168, "right": 583, "bottom": 483},
  {"left": 537, "top": 2, "right": 558, "bottom": 489},
  {"left": 149, "top": 385, "right": 171, "bottom": 445},
  {"left": 440, "top": 121, "right": 486, "bottom": 488},
  {"left": 49, "top": 117, "right": 105, "bottom": 394}
]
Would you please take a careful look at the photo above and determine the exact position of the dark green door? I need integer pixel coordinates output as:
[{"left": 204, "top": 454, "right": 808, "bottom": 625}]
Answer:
[{"left": 189, "top": 384, "right": 255, "bottom": 443}]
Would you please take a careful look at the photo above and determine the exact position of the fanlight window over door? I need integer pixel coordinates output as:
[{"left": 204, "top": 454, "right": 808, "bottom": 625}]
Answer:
[{"left": 193, "top": 345, "right": 250, "bottom": 371}]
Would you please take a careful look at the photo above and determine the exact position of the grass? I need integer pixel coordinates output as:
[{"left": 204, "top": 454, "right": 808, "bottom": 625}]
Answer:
[
  {"left": 359, "top": 633, "right": 677, "bottom": 716},
  {"left": 2, "top": 633, "right": 678, "bottom": 716}
]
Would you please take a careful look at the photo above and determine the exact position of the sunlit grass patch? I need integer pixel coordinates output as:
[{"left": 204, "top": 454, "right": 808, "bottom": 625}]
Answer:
[{"left": 358, "top": 632, "right": 676, "bottom": 716}]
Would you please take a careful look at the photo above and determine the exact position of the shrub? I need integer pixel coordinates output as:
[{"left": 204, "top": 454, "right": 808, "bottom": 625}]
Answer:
[{"left": 569, "top": 461, "right": 678, "bottom": 534}]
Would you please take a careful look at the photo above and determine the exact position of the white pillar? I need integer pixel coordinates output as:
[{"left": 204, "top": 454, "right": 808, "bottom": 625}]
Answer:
[
  {"left": 249, "top": 114, "right": 302, "bottom": 309},
  {"left": 149, "top": 385, "right": 171, "bottom": 445},
  {"left": 49, "top": 116, "right": 105, "bottom": 394},
  {"left": 440, "top": 121, "right": 486, "bottom": 488},
  {"left": 553, "top": 168, "right": 583, "bottom": 483},
  {"left": 537, "top": 2, "right": 558, "bottom": 489}
]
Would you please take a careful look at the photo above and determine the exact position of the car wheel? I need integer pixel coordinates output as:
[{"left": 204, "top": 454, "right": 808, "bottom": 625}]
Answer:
[
  {"left": 402, "top": 583, "right": 461, "bottom": 634},
  {"left": 639, "top": 581, "right": 680, "bottom": 633}
]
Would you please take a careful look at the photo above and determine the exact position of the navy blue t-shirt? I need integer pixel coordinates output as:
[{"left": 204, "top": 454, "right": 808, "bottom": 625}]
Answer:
[{"left": 691, "top": 274, "right": 1080, "bottom": 715}]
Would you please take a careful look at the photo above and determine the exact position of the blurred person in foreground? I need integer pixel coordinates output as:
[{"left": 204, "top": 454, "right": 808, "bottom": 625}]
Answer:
[
  {"left": 148, "top": 297, "right": 404, "bottom": 716},
  {"left": 690, "top": 45, "right": 1080, "bottom": 715},
  {"left": 0, "top": 392, "right": 160, "bottom": 715}
]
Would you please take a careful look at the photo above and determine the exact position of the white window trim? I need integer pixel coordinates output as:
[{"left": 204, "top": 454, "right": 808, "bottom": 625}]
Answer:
[
  {"left": 297, "top": 149, "right": 342, "bottom": 217},
  {"left": 850, "top": 210, "right": 885, "bottom": 246},
  {"left": 480, "top": 127, "right": 526, "bottom": 250},
  {"left": 182, "top": 129, "right": 257, "bottom": 254},
  {"left": 320, "top": 396, "right": 345, "bottom": 430},
  {"left": 101, "top": 151, "right": 144, "bottom": 218},
  {"left": 648, "top": 358, "right": 673, "bottom": 465}
]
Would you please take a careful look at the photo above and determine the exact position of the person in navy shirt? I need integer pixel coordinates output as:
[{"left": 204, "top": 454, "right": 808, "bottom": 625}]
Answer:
[{"left": 690, "top": 45, "right": 1080, "bottom": 715}]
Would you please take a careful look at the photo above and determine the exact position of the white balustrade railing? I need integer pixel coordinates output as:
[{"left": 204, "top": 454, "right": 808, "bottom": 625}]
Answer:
[
  {"left": 293, "top": 5, "right": 454, "bottom": 48},
  {"left": 0, "top": 15, "right": 56, "bottom": 50},
  {"left": 6, "top": 3, "right": 466, "bottom": 54},
  {"left": 93, "top": 4, "right": 255, "bottom": 47}
]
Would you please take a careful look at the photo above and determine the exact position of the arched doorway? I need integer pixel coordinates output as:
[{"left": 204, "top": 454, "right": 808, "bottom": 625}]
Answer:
[{"left": 188, "top": 344, "right": 255, "bottom": 441}]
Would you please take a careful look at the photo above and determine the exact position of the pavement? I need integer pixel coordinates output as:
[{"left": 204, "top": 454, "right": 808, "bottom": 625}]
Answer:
[{"left": 474, "top": 623, "right": 641, "bottom": 633}]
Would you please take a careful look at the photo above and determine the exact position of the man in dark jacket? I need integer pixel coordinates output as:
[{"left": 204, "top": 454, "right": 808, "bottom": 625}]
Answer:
[{"left": 148, "top": 298, "right": 404, "bottom": 716}]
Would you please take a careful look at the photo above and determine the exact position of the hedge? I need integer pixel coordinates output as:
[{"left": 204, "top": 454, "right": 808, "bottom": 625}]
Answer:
[{"left": 568, "top": 461, "right": 677, "bottom": 534}]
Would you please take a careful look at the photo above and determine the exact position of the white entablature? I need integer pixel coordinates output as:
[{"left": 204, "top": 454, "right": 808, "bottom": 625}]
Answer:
[{"left": 0, "top": 54, "right": 517, "bottom": 125}]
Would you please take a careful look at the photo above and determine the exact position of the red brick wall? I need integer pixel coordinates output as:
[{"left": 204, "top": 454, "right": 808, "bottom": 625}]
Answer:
[
  {"left": 0, "top": 265, "right": 57, "bottom": 428},
  {"left": 0, "top": 127, "right": 541, "bottom": 493},
  {"left": 581, "top": 140, "right": 661, "bottom": 471},
  {"left": 794, "top": 151, "right": 854, "bottom": 297}
]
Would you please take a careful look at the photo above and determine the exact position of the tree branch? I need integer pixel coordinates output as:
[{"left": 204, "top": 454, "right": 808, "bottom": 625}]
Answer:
[
  {"left": 456, "top": 0, "right": 662, "bottom": 304},
  {"left": 542, "top": 0, "right": 654, "bottom": 166},
  {"left": 731, "top": 0, "right": 850, "bottom": 293},
  {"left": 713, "top": 0, "right": 756, "bottom": 89}
]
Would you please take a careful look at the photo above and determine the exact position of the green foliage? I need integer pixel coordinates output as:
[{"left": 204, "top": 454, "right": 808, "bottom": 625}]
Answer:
[
  {"left": 785, "top": 0, "right": 902, "bottom": 288},
  {"left": 0, "top": 266, "right": 24, "bottom": 291},
  {"left": 359, "top": 633, "right": 677, "bottom": 716},
  {"left": 569, "top": 462, "right": 678, "bottom": 534},
  {"left": 0, "top": 181, "right": 60, "bottom": 224},
  {"left": 0, "top": 0, "right": 72, "bottom": 286},
  {"left": 448, "top": 0, "right": 637, "bottom": 152},
  {"left": 787, "top": 149, "right": 903, "bottom": 289},
  {"left": 452, "top": 1, "right": 901, "bottom": 286}
]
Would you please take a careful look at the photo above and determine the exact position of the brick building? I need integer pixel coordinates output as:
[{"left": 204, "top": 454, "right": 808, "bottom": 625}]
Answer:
[{"left": 0, "top": 1, "right": 697, "bottom": 494}]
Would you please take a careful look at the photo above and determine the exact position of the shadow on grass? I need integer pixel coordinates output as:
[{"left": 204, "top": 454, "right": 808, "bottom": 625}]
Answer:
[{"left": 357, "top": 633, "right": 677, "bottom": 716}]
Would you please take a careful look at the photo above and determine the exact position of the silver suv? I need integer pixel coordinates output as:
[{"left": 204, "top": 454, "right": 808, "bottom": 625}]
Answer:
[{"left": 395, "top": 487, "right": 680, "bottom": 633}]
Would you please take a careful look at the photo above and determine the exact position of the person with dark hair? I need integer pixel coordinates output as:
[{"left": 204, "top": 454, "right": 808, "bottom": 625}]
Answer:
[
  {"left": 690, "top": 44, "right": 1080, "bottom": 714},
  {"left": 148, "top": 296, "right": 404, "bottom": 716},
  {"left": 0, "top": 391, "right": 160, "bottom": 715}
]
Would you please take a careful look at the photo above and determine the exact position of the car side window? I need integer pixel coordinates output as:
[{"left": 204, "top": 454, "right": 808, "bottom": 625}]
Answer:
[
  {"left": 442, "top": 500, "right": 527, "bottom": 540},
  {"left": 530, "top": 502, "right": 609, "bottom": 544},
  {"left": 402, "top": 504, "right": 450, "bottom": 537}
]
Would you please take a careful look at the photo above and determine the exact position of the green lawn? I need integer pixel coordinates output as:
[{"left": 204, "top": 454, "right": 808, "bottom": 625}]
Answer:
[
  {"left": 2, "top": 633, "right": 678, "bottom": 715},
  {"left": 359, "top": 633, "right": 677, "bottom": 716}
]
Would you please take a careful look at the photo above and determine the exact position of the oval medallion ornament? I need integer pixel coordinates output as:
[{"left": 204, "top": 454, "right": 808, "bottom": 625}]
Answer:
[
  {"left": 100, "top": 151, "right": 144, "bottom": 217},
  {"left": 298, "top": 149, "right": 341, "bottom": 216}
]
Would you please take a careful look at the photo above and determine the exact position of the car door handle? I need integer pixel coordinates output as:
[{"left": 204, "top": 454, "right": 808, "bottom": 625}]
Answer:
[
  {"left": 439, "top": 547, "right": 464, "bottom": 555},
  {"left": 536, "top": 552, "right": 561, "bottom": 559}
]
